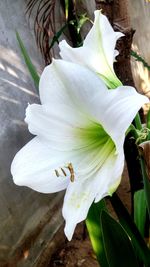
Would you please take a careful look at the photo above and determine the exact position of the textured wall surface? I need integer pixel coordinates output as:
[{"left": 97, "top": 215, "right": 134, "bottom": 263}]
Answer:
[
  {"left": 0, "top": 1, "right": 63, "bottom": 266},
  {"left": 128, "top": 0, "right": 150, "bottom": 97}
]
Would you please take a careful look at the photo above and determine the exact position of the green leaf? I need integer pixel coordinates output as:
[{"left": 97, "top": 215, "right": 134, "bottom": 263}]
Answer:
[
  {"left": 134, "top": 113, "right": 142, "bottom": 131},
  {"left": 134, "top": 189, "right": 147, "bottom": 237},
  {"left": 110, "top": 193, "right": 150, "bottom": 267},
  {"left": 16, "top": 31, "right": 40, "bottom": 89},
  {"left": 86, "top": 200, "right": 109, "bottom": 267},
  {"left": 146, "top": 109, "right": 150, "bottom": 130},
  {"left": 76, "top": 14, "right": 90, "bottom": 34},
  {"left": 50, "top": 24, "right": 68, "bottom": 49},
  {"left": 140, "top": 158, "right": 150, "bottom": 218},
  {"left": 101, "top": 210, "right": 139, "bottom": 267},
  {"left": 131, "top": 50, "right": 150, "bottom": 72}
]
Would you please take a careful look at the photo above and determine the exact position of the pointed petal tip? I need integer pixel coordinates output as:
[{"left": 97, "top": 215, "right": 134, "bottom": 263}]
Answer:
[
  {"left": 51, "top": 57, "right": 58, "bottom": 67},
  {"left": 94, "top": 9, "right": 100, "bottom": 16},
  {"left": 59, "top": 39, "right": 67, "bottom": 48},
  {"left": 64, "top": 222, "right": 76, "bottom": 241},
  {"left": 116, "top": 31, "right": 125, "bottom": 39}
]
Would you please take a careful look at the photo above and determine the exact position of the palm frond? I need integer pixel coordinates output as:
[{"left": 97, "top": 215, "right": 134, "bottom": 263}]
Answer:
[
  {"left": 26, "top": 0, "right": 56, "bottom": 64},
  {"left": 26, "top": 0, "right": 84, "bottom": 64}
]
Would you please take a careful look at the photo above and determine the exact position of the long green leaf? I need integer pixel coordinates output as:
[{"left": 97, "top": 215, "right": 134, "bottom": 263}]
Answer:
[
  {"left": 50, "top": 24, "right": 68, "bottom": 49},
  {"left": 134, "top": 189, "right": 147, "bottom": 237},
  {"left": 86, "top": 200, "right": 109, "bottom": 267},
  {"left": 110, "top": 193, "right": 150, "bottom": 266},
  {"left": 16, "top": 31, "right": 40, "bottom": 89},
  {"left": 140, "top": 158, "right": 150, "bottom": 218},
  {"left": 101, "top": 210, "right": 139, "bottom": 267},
  {"left": 146, "top": 109, "right": 150, "bottom": 130}
]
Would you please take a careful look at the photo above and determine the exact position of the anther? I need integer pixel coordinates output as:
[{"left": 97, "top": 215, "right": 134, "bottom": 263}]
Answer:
[
  {"left": 55, "top": 170, "right": 60, "bottom": 177},
  {"left": 61, "top": 168, "right": 67, "bottom": 176},
  {"left": 68, "top": 163, "right": 75, "bottom": 182}
]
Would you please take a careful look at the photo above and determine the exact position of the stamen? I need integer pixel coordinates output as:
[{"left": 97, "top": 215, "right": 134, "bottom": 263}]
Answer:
[
  {"left": 54, "top": 163, "right": 75, "bottom": 182},
  {"left": 55, "top": 169, "right": 60, "bottom": 177},
  {"left": 61, "top": 168, "right": 67, "bottom": 176},
  {"left": 67, "top": 163, "right": 75, "bottom": 182}
]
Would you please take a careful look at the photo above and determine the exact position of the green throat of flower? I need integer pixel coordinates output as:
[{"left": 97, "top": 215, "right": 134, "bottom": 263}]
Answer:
[
  {"left": 99, "top": 72, "right": 122, "bottom": 89},
  {"left": 74, "top": 121, "right": 116, "bottom": 179},
  {"left": 54, "top": 122, "right": 116, "bottom": 183}
]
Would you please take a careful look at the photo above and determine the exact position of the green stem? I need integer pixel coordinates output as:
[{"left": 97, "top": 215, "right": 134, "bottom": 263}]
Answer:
[
  {"left": 126, "top": 124, "right": 138, "bottom": 139},
  {"left": 134, "top": 113, "right": 142, "bottom": 131},
  {"left": 140, "top": 158, "right": 150, "bottom": 218}
]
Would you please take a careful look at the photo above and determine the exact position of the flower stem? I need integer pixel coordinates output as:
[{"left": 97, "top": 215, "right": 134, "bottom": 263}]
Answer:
[
  {"left": 134, "top": 113, "right": 142, "bottom": 130},
  {"left": 140, "top": 158, "right": 150, "bottom": 219}
]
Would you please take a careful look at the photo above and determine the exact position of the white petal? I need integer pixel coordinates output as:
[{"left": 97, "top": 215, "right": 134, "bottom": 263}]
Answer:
[
  {"left": 26, "top": 60, "right": 108, "bottom": 152},
  {"left": 39, "top": 59, "right": 107, "bottom": 107},
  {"left": 11, "top": 137, "right": 70, "bottom": 193},
  {"left": 38, "top": 60, "right": 149, "bottom": 154},
  {"left": 87, "top": 86, "right": 149, "bottom": 152},
  {"left": 59, "top": 10, "right": 123, "bottom": 87},
  {"left": 25, "top": 103, "right": 84, "bottom": 151},
  {"left": 94, "top": 147, "right": 124, "bottom": 202},
  {"left": 62, "top": 148, "right": 124, "bottom": 241},
  {"left": 97, "top": 11, "right": 124, "bottom": 68},
  {"left": 25, "top": 102, "right": 108, "bottom": 152},
  {"left": 62, "top": 179, "right": 96, "bottom": 240}
]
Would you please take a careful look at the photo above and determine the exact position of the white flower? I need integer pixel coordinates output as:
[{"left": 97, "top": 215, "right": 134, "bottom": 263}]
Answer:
[
  {"left": 59, "top": 10, "right": 124, "bottom": 89},
  {"left": 11, "top": 60, "right": 148, "bottom": 240}
]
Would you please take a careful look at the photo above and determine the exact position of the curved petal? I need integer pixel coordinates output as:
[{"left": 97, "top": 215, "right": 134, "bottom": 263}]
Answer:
[
  {"left": 87, "top": 86, "right": 149, "bottom": 152},
  {"left": 25, "top": 103, "right": 85, "bottom": 151},
  {"left": 25, "top": 102, "right": 109, "bottom": 153},
  {"left": 26, "top": 59, "right": 109, "bottom": 152},
  {"left": 62, "top": 179, "right": 96, "bottom": 240},
  {"left": 94, "top": 147, "right": 124, "bottom": 202},
  {"left": 38, "top": 60, "right": 149, "bottom": 154},
  {"left": 96, "top": 11, "right": 124, "bottom": 69},
  {"left": 11, "top": 137, "right": 70, "bottom": 193},
  {"left": 63, "top": 148, "right": 124, "bottom": 241},
  {"left": 39, "top": 59, "right": 107, "bottom": 107},
  {"left": 59, "top": 10, "right": 123, "bottom": 87}
]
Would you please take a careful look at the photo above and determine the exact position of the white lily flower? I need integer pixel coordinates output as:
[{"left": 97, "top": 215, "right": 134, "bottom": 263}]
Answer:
[
  {"left": 59, "top": 10, "right": 124, "bottom": 89},
  {"left": 11, "top": 60, "right": 148, "bottom": 241}
]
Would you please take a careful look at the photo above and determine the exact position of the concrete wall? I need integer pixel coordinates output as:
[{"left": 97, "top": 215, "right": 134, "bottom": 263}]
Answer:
[
  {"left": 0, "top": 1, "right": 63, "bottom": 266},
  {"left": 128, "top": 0, "right": 150, "bottom": 98}
]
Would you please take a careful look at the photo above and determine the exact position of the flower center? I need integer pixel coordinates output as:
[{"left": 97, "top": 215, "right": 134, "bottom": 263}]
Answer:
[
  {"left": 74, "top": 121, "right": 116, "bottom": 179},
  {"left": 54, "top": 121, "right": 116, "bottom": 182}
]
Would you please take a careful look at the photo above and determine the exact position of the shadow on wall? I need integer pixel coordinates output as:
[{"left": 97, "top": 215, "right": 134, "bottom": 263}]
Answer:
[
  {"left": 131, "top": 43, "right": 150, "bottom": 98},
  {"left": 129, "top": 0, "right": 150, "bottom": 100},
  {"left": 0, "top": 39, "right": 62, "bottom": 267}
]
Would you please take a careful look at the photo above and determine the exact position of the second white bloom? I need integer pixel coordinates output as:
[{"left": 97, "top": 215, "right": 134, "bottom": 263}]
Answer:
[{"left": 59, "top": 10, "right": 124, "bottom": 88}]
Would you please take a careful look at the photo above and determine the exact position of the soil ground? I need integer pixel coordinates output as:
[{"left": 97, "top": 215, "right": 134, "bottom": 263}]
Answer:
[{"left": 50, "top": 223, "right": 99, "bottom": 267}]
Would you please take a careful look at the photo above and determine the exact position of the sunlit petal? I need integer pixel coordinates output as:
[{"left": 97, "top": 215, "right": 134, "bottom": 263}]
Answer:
[
  {"left": 11, "top": 137, "right": 70, "bottom": 193},
  {"left": 59, "top": 10, "right": 124, "bottom": 88}
]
